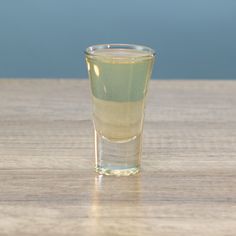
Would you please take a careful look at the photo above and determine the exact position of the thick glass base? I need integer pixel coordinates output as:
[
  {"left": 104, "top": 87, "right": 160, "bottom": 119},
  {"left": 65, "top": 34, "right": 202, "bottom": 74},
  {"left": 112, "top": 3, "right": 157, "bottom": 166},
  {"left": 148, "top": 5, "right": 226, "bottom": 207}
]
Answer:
[
  {"left": 96, "top": 166, "right": 140, "bottom": 176},
  {"left": 95, "top": 131, "right": 142, "bottom": 176}
]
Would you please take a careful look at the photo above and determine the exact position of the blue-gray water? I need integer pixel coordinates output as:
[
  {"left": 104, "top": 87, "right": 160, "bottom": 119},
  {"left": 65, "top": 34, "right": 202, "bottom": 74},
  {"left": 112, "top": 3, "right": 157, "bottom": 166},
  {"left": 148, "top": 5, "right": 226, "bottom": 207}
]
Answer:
[{"left": 0, "top": 0, "right": 235, "bottom": 79}]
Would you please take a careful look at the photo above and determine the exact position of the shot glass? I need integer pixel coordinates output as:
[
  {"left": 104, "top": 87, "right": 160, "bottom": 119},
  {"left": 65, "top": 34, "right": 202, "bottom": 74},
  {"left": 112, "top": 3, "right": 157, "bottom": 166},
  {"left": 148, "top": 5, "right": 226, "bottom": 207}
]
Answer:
[{"left": 85, "top": 44, "right": 155, "bottom": 176}]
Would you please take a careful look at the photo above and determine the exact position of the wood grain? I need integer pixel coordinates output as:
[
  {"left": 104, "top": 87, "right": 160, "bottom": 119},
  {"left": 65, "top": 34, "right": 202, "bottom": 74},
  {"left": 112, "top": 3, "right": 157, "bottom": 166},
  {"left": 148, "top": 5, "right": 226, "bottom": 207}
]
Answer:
[{"left": 0, "top": 79, "right": 236, "bottom": 236}]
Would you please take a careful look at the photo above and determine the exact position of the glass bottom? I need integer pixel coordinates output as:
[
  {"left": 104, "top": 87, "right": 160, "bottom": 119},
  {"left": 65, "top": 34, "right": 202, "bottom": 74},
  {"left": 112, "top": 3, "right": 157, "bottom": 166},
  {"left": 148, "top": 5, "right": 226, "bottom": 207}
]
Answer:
[{"left": 95, "top": 131, "right": 142, "bottom": 176}]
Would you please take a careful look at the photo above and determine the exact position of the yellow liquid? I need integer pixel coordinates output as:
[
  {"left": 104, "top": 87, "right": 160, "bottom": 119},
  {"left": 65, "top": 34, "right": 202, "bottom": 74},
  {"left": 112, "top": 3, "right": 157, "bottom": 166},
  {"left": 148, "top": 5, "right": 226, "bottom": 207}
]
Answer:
[
  {"left": 86, "top": 48, "right": 154, "bottom": 141},
  {"left": 93, "top": 96, "right": 145, "bottom": 140}
]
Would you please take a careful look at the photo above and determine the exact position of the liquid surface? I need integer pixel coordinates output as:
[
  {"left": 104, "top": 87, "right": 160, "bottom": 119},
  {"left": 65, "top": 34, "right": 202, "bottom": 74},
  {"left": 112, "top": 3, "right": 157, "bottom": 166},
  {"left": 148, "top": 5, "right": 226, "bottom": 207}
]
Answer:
[{"left": 90, "top": 48, "right": 153, "bottom": 62}]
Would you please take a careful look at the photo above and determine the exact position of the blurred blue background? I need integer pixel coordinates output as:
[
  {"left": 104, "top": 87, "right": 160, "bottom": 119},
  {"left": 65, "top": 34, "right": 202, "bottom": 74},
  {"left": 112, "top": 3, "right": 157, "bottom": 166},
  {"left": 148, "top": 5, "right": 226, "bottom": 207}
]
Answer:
[{"left": 0, "top": 0, "right": 235, "bottom": 79}]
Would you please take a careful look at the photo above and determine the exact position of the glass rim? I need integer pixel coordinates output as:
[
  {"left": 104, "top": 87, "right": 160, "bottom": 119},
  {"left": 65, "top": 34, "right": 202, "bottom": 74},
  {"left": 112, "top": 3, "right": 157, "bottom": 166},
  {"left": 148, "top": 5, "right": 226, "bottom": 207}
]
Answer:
[{"left": 85, "top": 43, "right": 156, "bottom": 59}]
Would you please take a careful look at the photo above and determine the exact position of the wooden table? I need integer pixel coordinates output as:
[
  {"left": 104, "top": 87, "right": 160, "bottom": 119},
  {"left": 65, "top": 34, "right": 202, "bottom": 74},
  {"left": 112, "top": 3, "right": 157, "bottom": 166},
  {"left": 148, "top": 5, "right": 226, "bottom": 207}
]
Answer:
[{"left": 0, "top": 79, "right": 236, "bottom": 236}]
